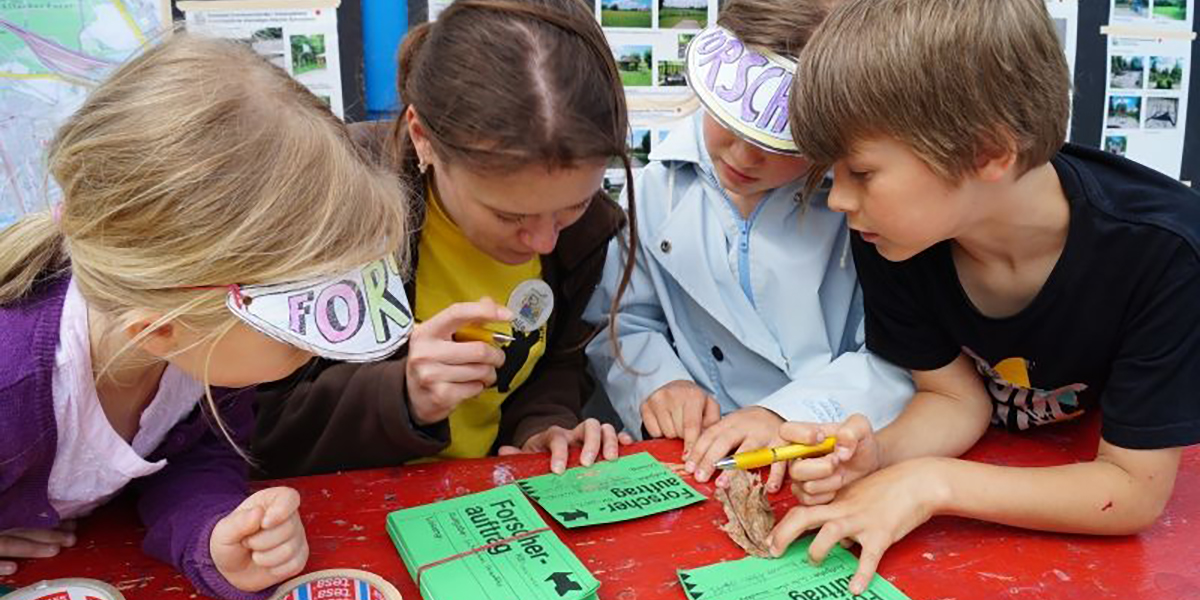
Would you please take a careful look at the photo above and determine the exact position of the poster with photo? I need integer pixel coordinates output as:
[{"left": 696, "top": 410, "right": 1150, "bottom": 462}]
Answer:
[
  {"left": 597, "top": 0, "right": 721, "bottom": 198},
  {"left": 1101, "top": 35, "right": 1192, "bottom": 177},
  {"left": 181, "top": 1, "right": 344, "bottom": 118},
  {"left": 1110, "top": 0, "right": 1194, "bottom": 30},
  {"left": 0, "top": 0, "right": 169, "bottom": 226}
]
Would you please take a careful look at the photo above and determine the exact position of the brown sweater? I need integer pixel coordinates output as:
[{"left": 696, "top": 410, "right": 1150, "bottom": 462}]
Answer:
[{"left": 250, "top": 122, "right": 625, "bottom": 478}]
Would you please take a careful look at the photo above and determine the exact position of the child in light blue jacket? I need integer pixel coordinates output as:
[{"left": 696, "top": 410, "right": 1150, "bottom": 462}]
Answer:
[{"left": 584, "top": 0, "right": 913, "bottom": 491}]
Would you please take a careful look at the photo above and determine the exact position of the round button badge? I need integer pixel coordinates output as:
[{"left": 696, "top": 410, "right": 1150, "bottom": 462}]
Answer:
[{"left": 507, "top": 279, "right": 553, "bottom": 333}]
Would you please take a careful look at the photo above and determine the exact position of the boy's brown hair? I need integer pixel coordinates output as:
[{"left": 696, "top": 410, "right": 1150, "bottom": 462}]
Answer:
[
  {"left": 790, "top": 0, "right": 1070, "bottom": 184},
  {"left": 718, "top": 0, "right": 835, "bottom": 57}
]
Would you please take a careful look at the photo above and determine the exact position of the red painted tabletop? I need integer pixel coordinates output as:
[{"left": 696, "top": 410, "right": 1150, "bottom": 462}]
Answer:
[{"left": 5, "top": 413, "right": 1199, "bottom": 600}]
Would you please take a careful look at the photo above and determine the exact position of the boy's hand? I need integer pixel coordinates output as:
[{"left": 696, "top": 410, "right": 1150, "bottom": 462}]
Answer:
[
  {"left": 781, "top": 414, "right": 882, "bottom": 505},
  {"left": 641, "top": 380, "right": 721, "bottom": 454},
  {"left": 499, "top": 418, "right": 635, "bottom": 474},
  {"left": 770, "top": 458, "right": 946, "bottom": 596},
  {"left": 687, "top": 406, "right": 788, "bottom": 492},
  {"left": 0, "top": 522, "right": 77, "bottom": 575},
  {"left": 211, "top": 487, "right": 309, "bottom": 592},
  {"left": 406, "top": 298, "right": 511, "bottom": 426}
]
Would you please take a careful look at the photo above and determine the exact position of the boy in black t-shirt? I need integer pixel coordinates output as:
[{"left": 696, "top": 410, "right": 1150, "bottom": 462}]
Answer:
[{"left": 766, "top": 0, "right": 1200, "bottom": 594}]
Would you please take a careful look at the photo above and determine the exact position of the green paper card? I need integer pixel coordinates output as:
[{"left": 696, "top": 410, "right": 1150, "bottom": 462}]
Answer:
[
  {"left": 516, "top": 452, "right": 705, "bottom": 528},
  {"left": 677, "top": 536, "right": 912, "bottom": 600},
  {"left": 386, "top": 485, "right": 599, "bottom": 600}
]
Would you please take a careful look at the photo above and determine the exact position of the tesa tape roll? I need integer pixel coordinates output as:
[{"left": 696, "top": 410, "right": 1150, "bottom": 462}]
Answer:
[
  {"left": 4, "top": 578, "right": 125, "bottom": 600},
  {"left": 269, "top": 569, "right": 402, "bottom": 600}
]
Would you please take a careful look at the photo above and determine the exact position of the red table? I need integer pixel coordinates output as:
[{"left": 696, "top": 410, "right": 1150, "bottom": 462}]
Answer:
[{"left": 5, "top": 414, "right": 1200, "bottom": 599}]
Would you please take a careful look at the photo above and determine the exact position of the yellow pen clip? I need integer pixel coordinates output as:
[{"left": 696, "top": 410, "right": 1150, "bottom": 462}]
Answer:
[{"left": 714, "top": 437, "right": 837, "bottom": 470}]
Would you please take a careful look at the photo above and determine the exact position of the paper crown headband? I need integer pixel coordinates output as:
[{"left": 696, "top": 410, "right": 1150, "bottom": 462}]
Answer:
[
  {"left": 685, "top": 25, "right": 800, "bottom": 155},
  {"left": 228, "top": 255, "right": 413, "bottom": 362}
]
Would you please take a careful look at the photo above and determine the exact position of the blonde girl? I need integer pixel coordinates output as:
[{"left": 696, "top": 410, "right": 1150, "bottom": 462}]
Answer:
[{"left": 0, "top": 34, "right": 408, "bottom": 599}]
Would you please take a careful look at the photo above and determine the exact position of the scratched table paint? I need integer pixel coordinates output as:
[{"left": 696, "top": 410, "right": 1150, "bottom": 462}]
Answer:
[{"left": 5, "top": 412, "right": 1200, "bottom": 599}]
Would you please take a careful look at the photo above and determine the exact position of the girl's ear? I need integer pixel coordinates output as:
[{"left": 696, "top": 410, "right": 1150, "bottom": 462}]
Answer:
[
  {"left": 405, "top": 105, "right": 436, "bottom": 168},
  {"left": 123, "top": 311, "right": 179, "bottom": 359}
]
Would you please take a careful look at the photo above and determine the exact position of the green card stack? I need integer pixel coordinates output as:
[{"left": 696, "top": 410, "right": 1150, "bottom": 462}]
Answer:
[
  {"left": 516, "top": 452, "right": 705, "bottom": 528},
  {"left": 677, "top": 536, "right": 913, "bottom": 600},
  {"left": 386, "top": 485, "right": 599, "bottom": 600}
]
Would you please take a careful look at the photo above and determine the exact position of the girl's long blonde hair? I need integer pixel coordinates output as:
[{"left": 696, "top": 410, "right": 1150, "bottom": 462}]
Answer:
[{"left": 0, "top": 34, "right": 410, "bottom": 452}]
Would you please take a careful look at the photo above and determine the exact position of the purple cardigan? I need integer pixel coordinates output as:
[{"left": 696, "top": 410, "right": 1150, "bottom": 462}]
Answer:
[{"left": 0, "top": 276, "right": 269, "bottom": 600}]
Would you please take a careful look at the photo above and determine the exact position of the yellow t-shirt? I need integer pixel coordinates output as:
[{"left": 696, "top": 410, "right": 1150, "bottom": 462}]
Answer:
[{"left": 414, "top": 193, "right": 548, "bottom": 459}]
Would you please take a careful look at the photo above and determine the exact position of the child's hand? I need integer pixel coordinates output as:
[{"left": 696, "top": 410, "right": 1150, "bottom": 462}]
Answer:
[
  {"left": 405, "top": 299, "right": 511, "bottom": 425},
  {"left": 641, "top": 380, "right": 721, "bottom": 454},
  {"left": 0, "top": 522, "right": 77, "bottom": 575},
  {"left": 769, "top": 458, "right": 945, "bottom": 596},
  {"left": 499, "top": 418, "right": 635, "bottom": 474},
  {"left": 687, "top": 406, "right": 787, "bottom": 490},
  {"left": 780, "top": 414, "right": 882, "bottom": 505},
  {"left": 211, "top": 487, "right": 309, "bottom": 592}
]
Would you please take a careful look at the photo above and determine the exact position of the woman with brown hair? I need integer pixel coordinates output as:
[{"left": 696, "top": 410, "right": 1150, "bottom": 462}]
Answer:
[{"left": 253, "top": 0, "right": 639, "bottom": 477}]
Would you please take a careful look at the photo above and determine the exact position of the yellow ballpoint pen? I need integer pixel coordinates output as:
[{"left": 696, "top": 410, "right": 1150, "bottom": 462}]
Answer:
[
  {"left": 414, "top": 318, "right": 516, "bottom": 346},
  {"left": 713, "top": 437, "right": 837, "bottom": 470},
  {"left": 453, "top": 324, "right": 515, "bottom": 345}
]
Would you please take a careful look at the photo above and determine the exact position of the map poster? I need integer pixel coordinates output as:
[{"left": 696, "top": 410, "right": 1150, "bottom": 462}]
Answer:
[{"left": 0, "top": 0, "right": 167, "bottom": 226}]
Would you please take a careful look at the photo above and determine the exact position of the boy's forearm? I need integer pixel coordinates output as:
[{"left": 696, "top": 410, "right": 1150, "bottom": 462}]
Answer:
[
  {"left": 927, "top": 453, "right": 1179, "bottom": 535},
  {"left": 875, "top": 389, "right": 992, "bottom": 468}
]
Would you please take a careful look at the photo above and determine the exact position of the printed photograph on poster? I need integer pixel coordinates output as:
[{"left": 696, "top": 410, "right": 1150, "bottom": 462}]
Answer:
[
  {"left": 1104, "top": 135, "right": 1129, "bottom": 156},
  {"left": 614, "top": 44, "right": 653, "bottom": 86},
  {"left": 1110, "top": 55, "right": 1145, "bottom": 88},
  {"left": 658, "top": 59, "right": 686, "bottom": 86},
  {"left": 601, "top": 0, "right": 653, "bottom": 28},
  {"left": 1149, "top": 56, "right": 1184, "bottom": 89},
  {"left": 1152, "top": 0, "right": 1188, "bottom": 22},
  {"left": 603, "top": 169, "right": 627, "bottom": 202},
  {"left": 1107, "top": 95, "right": 1143, "bottom": 128},
  {"left": 1113, "top": 0, "right": 1150, "bottom": 19},
  {"left": 677, "top": 33, "right": 696, "bottom": 58},
  {"left": 659, "top": 0, "right": 706, "bottom": 29},
  {"left": 250, "top": 27, "right": 286, "bottom": 69},
  {"left": 630, "top": 128, "right": 652, "bottom": 166},
  {"left": 290, "top": 34, "right": 328, "bottom": 76},
  {"left": 1053, "top": 15, "right": 1067, "bottom": 41},
  {"left": 1144, "top": 96, "right": 1179, "bottom": 128}
]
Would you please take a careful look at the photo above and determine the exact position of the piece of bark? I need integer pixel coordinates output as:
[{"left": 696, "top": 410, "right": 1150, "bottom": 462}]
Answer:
[{"left": 715, "top": 470, "right": 775, "bottom": 557}]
